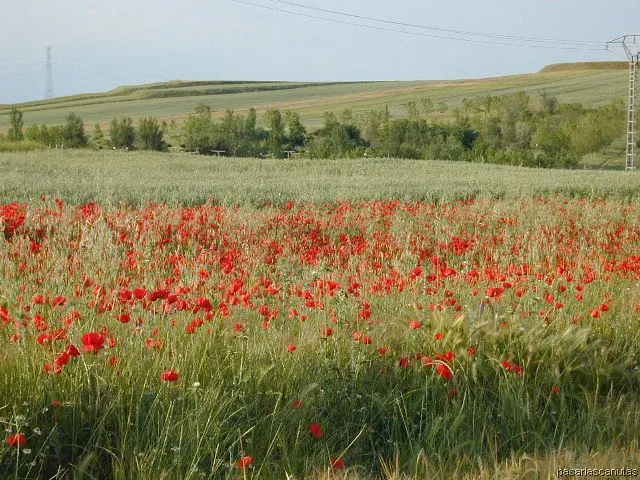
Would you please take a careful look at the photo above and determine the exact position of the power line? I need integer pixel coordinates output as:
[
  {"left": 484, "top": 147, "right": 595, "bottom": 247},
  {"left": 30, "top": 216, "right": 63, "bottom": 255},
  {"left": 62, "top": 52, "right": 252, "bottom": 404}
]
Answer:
[
  {"left": 57, "top": 55, "right": 164, "bottom": 83},
  {"left": 262, "top": 0, "right": 603, "bottom": 47},
  {"left": 0, "top": 69, "right": 41, "bottom": 78},
  {"left": 0, "top": 54, "right": 41, "bottom": 64},
  {"left": 53, "top": 60, "right": 154, "bottom": 86},
  {"left": 229, "top": 0, "right": 607, "bottom": 51}
]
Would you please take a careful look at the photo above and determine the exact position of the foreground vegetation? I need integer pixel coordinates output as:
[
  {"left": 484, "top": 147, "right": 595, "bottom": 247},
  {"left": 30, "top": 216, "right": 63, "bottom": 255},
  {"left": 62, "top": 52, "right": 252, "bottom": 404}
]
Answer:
[
  {"left": 1, "top": 150, "right": 640, "bottom": 206},
  {"left": 0, "top": 197, "right": 639, "bottom": 479}
]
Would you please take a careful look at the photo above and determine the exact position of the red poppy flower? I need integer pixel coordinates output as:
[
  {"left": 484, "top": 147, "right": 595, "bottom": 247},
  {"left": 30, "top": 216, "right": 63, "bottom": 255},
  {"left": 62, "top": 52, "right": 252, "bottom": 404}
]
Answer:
[
  {"left": 308, "top": 423, "right": 323, "bottom": 438},
  {"left": 116, "top": 313, "right": 131, "bottom": 324},
  {"left": 434, "top": 332, "right": 443, "bottom": 341},
  {"left": 81, "top": 332, "right": 105, "bottom": 353},
  {"left": 409, "top": 320, "right": 421, "bottom": 329},
  {"left": 287, "top": 344, "right": 297, "bottom": 353},
  {"left": 132, "top": 287, "right": 147, "bottom": 299},
  {"left": 55, "top": 351, "right": 71, "bottom": 368},
  {"left": 5, "top": 433, "right": 25, "bottom": 447},
  {"left": 292, "top": 399, "right": 304, "bottom": 409},
  {"left": 467, "top": 346, "right": 477, "bottom": 357},
  {"left": 436, "top": 363, "right": 453, "bottom": 380},
  {"left": 552, "top": 386, "right": 559, "bottom": 395},
  {"left": 409, "top": 266, "right": 422, "bottom": 279},
  {"left": 330, "top": 457, "right": 345, "bottom": 470},
  {"left": 161, "top": 369, "right": 179, "bottom": 382},
  {"left": 51, "top": 295, "right": 67, "bottom": 308},
  {"left": 485, "top": 287, "right": 504, "bottom": 298},
  {"left": 501, "top": 360, "right": 522, "bottom": 376},
  {"left": 236, "top": 455, "right": 253, "bottom": 469},
  {"left": 232, "top": 323, "right": 245, "bottom": 332}
]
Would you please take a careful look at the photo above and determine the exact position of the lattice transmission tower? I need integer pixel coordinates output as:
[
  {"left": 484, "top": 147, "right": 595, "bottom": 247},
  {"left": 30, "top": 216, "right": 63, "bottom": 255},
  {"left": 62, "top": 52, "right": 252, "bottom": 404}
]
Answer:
[
  {"left": 607, "top": 35, "right": 640, "bottom": 171},
  {"left": 45, "top": 46, "right": 54, "bottom": 100}
]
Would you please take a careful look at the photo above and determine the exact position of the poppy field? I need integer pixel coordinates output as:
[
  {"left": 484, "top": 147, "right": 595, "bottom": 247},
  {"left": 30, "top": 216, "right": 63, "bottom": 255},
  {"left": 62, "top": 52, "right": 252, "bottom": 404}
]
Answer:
[{"left": 1, "top": 195, "right": 640, "bottom": 479}]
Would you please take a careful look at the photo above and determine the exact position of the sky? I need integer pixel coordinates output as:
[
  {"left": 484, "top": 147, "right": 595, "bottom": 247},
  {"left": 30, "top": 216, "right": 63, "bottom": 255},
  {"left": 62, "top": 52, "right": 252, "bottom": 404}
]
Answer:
[{"left": 0, "top": 0, "right": 637, "bottom": 104}]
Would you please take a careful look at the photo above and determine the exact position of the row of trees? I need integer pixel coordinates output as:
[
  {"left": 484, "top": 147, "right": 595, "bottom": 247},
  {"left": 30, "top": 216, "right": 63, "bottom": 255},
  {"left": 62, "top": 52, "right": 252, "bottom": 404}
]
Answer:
[
  {"left": 449, "top": 91, "right": 626, "bottom": 167},
  {"left": 5, "top": 107, "right": 167, "bottom": 151},
  {"left": 178, "top": 92, "right": 627, "bottom": 168},
  {"left": 181, "top": 105, "right": 306, "bottom": 156},
  {"left": 2, "top": 91, "right": 631, "bottom": 168}
]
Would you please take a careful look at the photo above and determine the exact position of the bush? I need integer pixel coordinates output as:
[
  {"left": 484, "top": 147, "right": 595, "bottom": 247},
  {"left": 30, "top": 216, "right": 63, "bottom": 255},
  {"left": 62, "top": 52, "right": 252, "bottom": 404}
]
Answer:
[
  {"left": 109, "top": 117, "right": 135, "bottom": 149},
  {"left": 62, "top": 113, "right": 88, "bottom": 148},
  {"left": 0, "top": 138, "right": 44, "bottom": 152},
  {"left": 137, "top": 117, "right": 166, "bottom": 151}
]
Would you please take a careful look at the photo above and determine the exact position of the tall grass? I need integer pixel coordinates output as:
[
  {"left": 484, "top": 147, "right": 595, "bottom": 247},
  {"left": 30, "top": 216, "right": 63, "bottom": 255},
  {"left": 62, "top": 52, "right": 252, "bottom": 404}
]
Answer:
[
  {"left": 0, "top": 198, "right": 638, "bottom": 478},
  {"left": 1, "top": 150, "right": 639, "bottom": 206}
]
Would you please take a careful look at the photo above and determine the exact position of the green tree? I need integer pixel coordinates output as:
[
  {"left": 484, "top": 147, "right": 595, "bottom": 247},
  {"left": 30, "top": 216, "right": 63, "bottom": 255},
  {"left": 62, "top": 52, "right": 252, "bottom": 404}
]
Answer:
[
  {"left": 25, "top": 125, "right": 45, "bottom": 144},
  {"left": 308, "top": 111, "right": 367, "bottom": 158},
  {"left": 265, "top": 108, "right": 284, "bottom": 156},
  {"left": 502, "top": 107, "right": 518, "bottom": 147},
  {"left": 109, "top": 117, "right": 135, "bottom": 149},
  {"left": 245, "top": 108, "right": 257, "bottom": 138},
  {"left": 358, "top": 109, "right": 384, "bottom": 147},
  {"left": 220, "top": 110, "right": 243, "bottom": 156},
  {"left": 90, "top": 124, "right": 106, "bottom": 150},
  {"left": 182, "top": 106, "right": 213, "bottom": 154},
  {"left": 25, "top": 124, "right": 64, "bottom": 147},
  {"left": 62, "top": 113, "right": 87, "bottom": 148},
  {"left": 284, "top": 111, "right": 306, "bottom": 149},
  {"left": 539, "top": 89, "right": 558, "bottom": 115},
  {"left": 7, "top": 107, "right": 24, "bottom": 141},
  {"left": 137, "top": 117, "right": 166, "bottom": 151}
]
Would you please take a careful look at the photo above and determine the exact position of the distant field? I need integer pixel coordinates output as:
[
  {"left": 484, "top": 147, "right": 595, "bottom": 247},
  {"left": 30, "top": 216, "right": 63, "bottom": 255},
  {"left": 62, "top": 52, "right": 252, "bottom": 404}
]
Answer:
[
  {"left": 0, "top": 63, "right": 629, "bottom": 132},
  {"left": 1, "top": 150, "right": 639, "bottom": 206}
]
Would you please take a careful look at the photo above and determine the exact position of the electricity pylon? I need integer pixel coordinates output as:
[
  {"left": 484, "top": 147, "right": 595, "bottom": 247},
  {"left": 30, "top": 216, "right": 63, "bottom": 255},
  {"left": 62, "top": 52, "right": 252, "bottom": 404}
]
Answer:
[
  {"left": 607, "top": 35, "right": 639, "bottom": 171},
  {"left": 45, "top": 46, "right": 53, "bottom": 100}
]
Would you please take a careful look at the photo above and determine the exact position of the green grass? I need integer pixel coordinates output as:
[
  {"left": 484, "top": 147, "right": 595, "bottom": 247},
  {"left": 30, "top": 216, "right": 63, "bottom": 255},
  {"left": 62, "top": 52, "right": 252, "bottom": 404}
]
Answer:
[
  {"left": 0, "top": 197, "right": 639, "bottom": 479},
  {"left": 0, "top": 150, "right": 639, "bottom": 206},
  {"left": 0, "top": 64, "right": 630, "bottom": 132},
  {"left": 0, "top": 150, "right": 640, "bottom": 205}
]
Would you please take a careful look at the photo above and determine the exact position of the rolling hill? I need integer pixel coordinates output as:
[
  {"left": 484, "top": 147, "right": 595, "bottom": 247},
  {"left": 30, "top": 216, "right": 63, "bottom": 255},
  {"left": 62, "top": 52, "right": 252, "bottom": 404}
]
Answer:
[{"left": 0, "top": 62, "right": 629, "bottom": 133}]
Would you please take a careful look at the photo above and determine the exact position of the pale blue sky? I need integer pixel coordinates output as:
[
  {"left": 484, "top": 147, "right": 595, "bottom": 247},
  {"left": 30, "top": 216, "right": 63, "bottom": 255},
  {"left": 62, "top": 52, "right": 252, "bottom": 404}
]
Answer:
[{"left": 0, "top": 0, "right": 636, "bottom": 103}]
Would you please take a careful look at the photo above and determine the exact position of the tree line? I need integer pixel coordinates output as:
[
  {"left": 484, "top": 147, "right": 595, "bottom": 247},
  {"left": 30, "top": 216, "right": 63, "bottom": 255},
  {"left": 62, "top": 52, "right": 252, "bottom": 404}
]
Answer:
[
  {"left": 1, "top": 90, "right": 631, "bottom": 168},
  {"left": 4, "top": 108, "right": 168, "bottom": 151}
]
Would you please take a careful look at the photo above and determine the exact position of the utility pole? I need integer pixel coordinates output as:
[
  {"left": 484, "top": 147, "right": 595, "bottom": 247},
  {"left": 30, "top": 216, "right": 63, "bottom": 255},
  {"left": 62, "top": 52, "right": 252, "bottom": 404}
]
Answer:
[
  {"left": 607, "top": 35, "right": 640, "bottom": 171},
  {"left": 45, "top": 46, "right": 54, "bottom": 100}
]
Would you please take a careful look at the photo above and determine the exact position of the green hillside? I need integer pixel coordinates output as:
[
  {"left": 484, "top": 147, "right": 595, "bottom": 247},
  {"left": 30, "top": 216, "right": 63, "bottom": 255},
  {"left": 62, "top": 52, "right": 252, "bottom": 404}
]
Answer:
[{"left": 0, "top": 63, "right": 630, "bottom": 132}]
